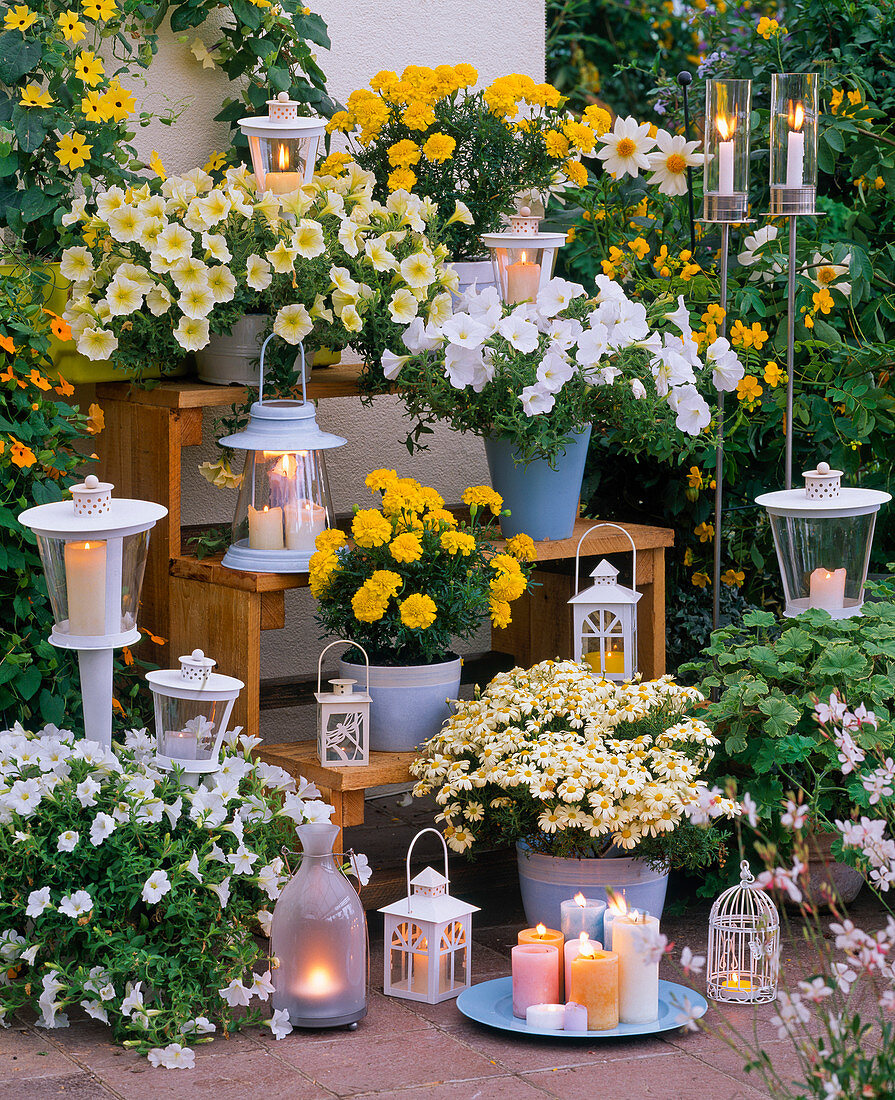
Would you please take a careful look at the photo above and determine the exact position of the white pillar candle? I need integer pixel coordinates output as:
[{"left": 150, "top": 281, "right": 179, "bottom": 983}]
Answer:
[
  {"left": 267, "top": 453, "right": 297, "bottom": 508},
  {"left": 613, "top": 911, "right": 660, "bottom": 1024},
  {"left": 410, "top": 948, "right": 429, "bottom": 995},
  {"left": 506, "top": 255, "right": 541, "bottom": 304},
  {"left": 603, "top": 894, "right": 627, "bottom": 950},
  {"left": 64, "top": 540, "right": 107, "bottom": 635},
  {"left": 284, "top": 500, "right": 327, "bottom": 553},
  {"left": 718, "top": 140, "right": 735, "bottom": 195},
  {"left": 266, "top": 144, "right": 302, "bottom": 195},
  {"left": 560, "top": 894, "right": 606, "bottom": 942},
  {"left": 786, "top": 128, "right": 805, "bottom": 188},
  {"left": 164, "top": 730, "right": 198, "bottom": 759},
  {"left": 525, "top": 1003, "right": 565, "bottom": 1030},
  {"left": 563, "top": 1001, "right": 588, "bottom": 1031},
  {"left": 564, "top": 932, "right": 602, "bottom": 996},
  {"left": 809, "top": 567, "right": 846, "bottom": 610},
  {"left": 248, "top": 505, "right": 285, "bottom": 550}
]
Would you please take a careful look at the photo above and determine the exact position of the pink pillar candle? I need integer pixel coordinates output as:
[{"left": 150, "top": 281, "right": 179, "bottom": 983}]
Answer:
[{"left": 511, "top": 944, "right": 559, "bottom": 1019}]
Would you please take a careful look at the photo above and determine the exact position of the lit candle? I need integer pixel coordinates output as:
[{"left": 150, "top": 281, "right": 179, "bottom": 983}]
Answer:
[
  {"left": 808, "top": 567, "right": 846, "bottom": 610},
  {"left": 564, "top": 931, "right": 602, "bottom": 996},
  {"left": 525, "top": 1003, "right": 565, "bottom": 1030},
  {"left": 786, "top": 101, "right": 805, "bottom": 188},
  {"left": 64, "top": 540, "right": 107, "bottom": 635},
  {"left": 295, "top": 964, "right": 339, "bottom": 999},
  {"left": 265, "top": 143, "right": 302, "bottom": 195},
  {"left": 613, "top": 910, "right": 660, "bottom": 1024},
  {"left": 563, "top": 1001, "right": 588, "bottom": 1032},
  {"left": 267, "top": 452, "right": 297, "bottom": 508},
  {"left": 411, "top": 943, "right": 429, "bottom": 995},
  {"left": 603, "top": 892, "right": 627, "bottom": 950},
  {"left": 569, "top": 944, "right": 618, "bottom": 1030},
  {"left": 584, "top": 648, "right": 625, "bottom": 676},
  {"left": 561, "top": 893, "right": 606, "bottom": 942},
  {"left": 511, "top": 943, "right": 559, "bottom": 1019},
  {"left": 717, "top": 115, "right": 735, "bottom": 195},
  {"left": 248, "top": 504, "right": 285, "bottom": 550},
  {"left": 721, "top": 972, "right": 754, "bottom": 994},
  {"left": 284, "top": 500, "right": 327, "bottom": 553},
  {"left": 518, "top": 923, "right": 565, "bottom": 999},
  {"left": 506, "top": 250, "right": 541, "bottom": 304},
  {"left": 163, "top": 730, "right": 198, "bottom": 759}
]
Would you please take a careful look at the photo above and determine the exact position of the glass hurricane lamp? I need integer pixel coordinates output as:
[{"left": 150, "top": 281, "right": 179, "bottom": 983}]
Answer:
[{"left": 239, "top": 92, "right": 325, "bottom": 197}]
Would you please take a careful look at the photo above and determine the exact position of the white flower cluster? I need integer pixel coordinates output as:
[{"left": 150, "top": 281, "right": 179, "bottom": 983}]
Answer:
[
  {"left": 385, "top": 277, "right": 744, "bottom": 436},
  {"left": 411, "top": 659, "right": 736, "bottom": 853}
]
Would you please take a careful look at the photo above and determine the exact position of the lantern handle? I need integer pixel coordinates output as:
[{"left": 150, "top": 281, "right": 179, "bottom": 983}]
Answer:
[
  {"left": 573, "top": 522, "right": 637, "bottom": 595},
  {"left": 257, "top": 332, "right": 307, "bottom": 406},
  {"left": 317, "top": 639, "right": 370, "bottom": 694},
  {"left": 405, "top": 827, "right": 450, "bottom": 909}
]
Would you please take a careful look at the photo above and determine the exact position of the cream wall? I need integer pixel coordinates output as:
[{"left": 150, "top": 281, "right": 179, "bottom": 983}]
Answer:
[{"left": 122, "top": 1, "right": 546, "bottom": 742}]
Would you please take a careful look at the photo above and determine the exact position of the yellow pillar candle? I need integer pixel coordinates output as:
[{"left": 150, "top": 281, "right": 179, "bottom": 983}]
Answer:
[
  {"left": 569, "top": 945, "right": 618, "bottom": 1030},
  {"left": 584, "top": 647, "right": 625, "bottom": 676},
  {"left": 248, "top": 505, "right": 285, "bottom": 550},
  {"left": 518, "top": 923, "right": 565, "bottom": 1000},
  {"left": 64, "top": 540, "right": 107, "bottom": 635}
]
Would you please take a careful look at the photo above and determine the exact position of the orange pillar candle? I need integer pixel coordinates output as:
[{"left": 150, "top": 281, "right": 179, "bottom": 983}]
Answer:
[
  {"left": 518, "top": 923, "right": 565, "bottom": 999},
  {"left": 569, "top": 944, "right": 619, "bottom": 1030}
]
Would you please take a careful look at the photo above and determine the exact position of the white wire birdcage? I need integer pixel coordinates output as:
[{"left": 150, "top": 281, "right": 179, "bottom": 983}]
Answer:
[{"left": 707, "top": 860, "right": 780, "bottom": 1003}]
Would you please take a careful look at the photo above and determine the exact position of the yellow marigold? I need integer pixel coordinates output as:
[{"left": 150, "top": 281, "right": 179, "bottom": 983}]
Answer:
[
  {"left": 366, "top": 467, "right": 398, "bottom": 494},
  {"left": 422, "top": 132, "right": 456, "bottom": 163},
  {"left": 387, "top": 138, "right": 421, "bottom": 168},
  {"left": 326, "top": 110, "right": 352, "bottom": 134},
  {"left": 352, "top": 508, "right": 393, "bottom": 548},
  {"left": 453, "top": 63, "right": 478, "bottom": 86},
  {"left": 424, "top": 507, "right": 458, "bottom": 530},
  {"left": 584, "top": 105, "right": 612, "bottom": 136},
  {"left": 352, "top": 584, "right": 388, "bottom": 623},
  {"left": 403, "top": 102, "right": 437, "bottom": 130},
  {"left": 382, "top": 477, "right": 426, "bottom": 516},
  {"left": 564, "top": 159, "right": 588, "bottom": 188},
  {"left": 388, "top": 167, "right": 417, "bottom": 192},
  {"left": 462, "top": 484, "right": 503, "bottom": 516},
  {"left": 399, "top": 592, "right": 437, "bottom": 630},
  {"left": 309, "top": 551, "right": 339, "bottom": 598},
  {"left": 489, "top": 553, "right": 522, "bottom": 576},
  {"left": 314, "top": 528, "right": 347, "bottom": 553},
  {"left": 529, "top": 82, "right": 562, "bottom": 108},
  {"left": 544, "top": 130, "right": 570, "bottom": 159},
  {"left": 563, "top": 120, "right": 596, "bottom": 154},
  {"left": 721, "top": 568, "right": 745, "bottom": 587},
  {"left": 490, "top": 571, "right": 527, "bottom": 602},
  {"left": 440, "top": 530, "right": 476, "bottom": 556},
  {"left": 370, "top": 69, "right": 398, "bottom": 94},
  {"left": 506, "top": 533, "right": 536, "bottom": 562},
  {"left": 370, "top": 569, "right": 402, "bottom": 598},
  {"left": 318, "top": 151, "right": 353, "bottom": 177},
  {"left": 390, "top": 532, "right": 424, "bottom": 563},
  {"left": 490, "top": 598, "right": 512, "bottom": 629}
]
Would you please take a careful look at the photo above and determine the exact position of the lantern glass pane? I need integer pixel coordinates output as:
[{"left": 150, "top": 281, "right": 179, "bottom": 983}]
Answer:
[
  {"left": 770, "top": 73, "right": 818, "bottom": 193},
  {"left": 153, "top": 695, "right": 228, "bottom": 761},
  {"left": 703, "top": 80, "right": 751, "bottom": 199},
  {"left": 232, "top": 449, "right": 334, "bottom": 555},
  {"left": 491, "top": 245, "right": 557, "bottom": 304},
  {"left": 439, "top": 921, "right": 467, "bottom": 991},
  {"left": 248, "top": 134, "right": 320, "bottom": 195},
  {"left": 319, "top": 703, "right": 367, "bottom": 763},
  {"left": 768, "top": 511, "right": 876, "bottom": 613},
  {"left": 35, "top": 531, "right": 150, "bottom": 638},
  {"left": 389, "top": 921, "right": 430, "bottom": 994}
]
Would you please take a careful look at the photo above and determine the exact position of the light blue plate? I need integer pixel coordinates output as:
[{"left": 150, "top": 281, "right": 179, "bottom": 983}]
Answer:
[{"left": 456, "top": 977, "right": 707, "bottom": 1039}]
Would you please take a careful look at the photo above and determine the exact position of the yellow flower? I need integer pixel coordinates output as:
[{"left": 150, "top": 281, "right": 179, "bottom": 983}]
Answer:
[
  {"left": 812, "top": 288, "right": 834, "bottom": 314},
  {"left": 564, "top": 159, "right": 588, "bottom": 188},
  {"left": 103, "top": 79, "right": 135, "bottom": 122},
  {"left": 764, "top": 361, "right": 785, "bottom": 387},
  {"left": 736, "top": 376, "right": 763, "bottom": 403},
  {"left": 701, "top": 303, "right": 725, "bottom": 327},
  {"left": 583, "top": 105, "right": 612, "bottom": 136},
  {"left": 756, "top": 15, "right": 780, "bottom": 37},
  {"left": 81, "top": 89, "right": 111, "bottom": 122},
  {"left": 874, "top": 175, "right": 885, "bottom": 191},
  {"left": 721, "top": 568, "right": 745, "bottom": 587},
  {"left": 57, "top": 9, "right": 86, "bottom": 40},
  {"left": 506, "top": 533, "right": 537, "bottom": 562},
  {"left": 683, "top": 547, "right": 694, "bottom": 567},
  {"left": 829, "top": 88, "right": 845, "bottom": 113},
  {"left": 686, "top": 467, "right": 703, "bottom": 489},
  {"left": 55, "top": 131, "right": 92, "bottom": 170},
  {"left": 365, "top": 467, "right": 398, "bottom": 494},
  {"left": 803, "top": 312, "right": 815, "bottom": 330},
  {"left": 369, "top": 569, "right": 402, "bottom": 598},
  {"left": 563, "top": 120, "right": 596, "bottom": 154},
  {"left": 3, "top": 5, "right": 37, "bottom": 31},
  {"left": 691, "top": 571, "right": 711, "bottom": 588},
  {"left": 544, "top": 130, "right": 570, "bottom": 160},
  {"left": 489, "top": 553, "right": 522, "bottom": 576},
  {"left": 81, "top": 0, "right": 117, "bottom": 19},
  {"left": 204, "top": 150, "right": 227, "bottom": 174},
  {"left": 85, "top": 402, "right": 105, "bottom": 435},
  {"left": 454, "top": 63, "right": 478, "bottom": 86},
  {"left": 149, "top": 149, "right": 167, "bottom": 180},
  {"left": 74, "top": 50, "right": 104, "bottom": 87},
  {"left": 351, "top": 509, "right": 393, "bottom": 548},
  {"left": 490, "top": 599, "right": 512, "bottom": 629},
  {"left": 387, "top": 139, "right": 421, "bottom": 168},
  {"left": 627, "top": 237, "right": 650, "bottom": 260},
  {"left": 422, "top": 132, "right": 456, "bottom": 163},
  {"left": 352, "top": 584, "right": 388, "bottom": 623},
  {"left": 399, "top": 592, "right": 437, "bottom": 630},
  {"left": 694, "top": 521, "right": 714, "bottom": 543},
  {"left": 403, "top": 102, "right": 436, "bottom": 130},
  {"left": 318, "top": 151, "right": 352, "bottom": 177},
  {"left": 19, "top": 84, "right": 53, "bottom": 108},
  {"left": 490, "top": 571, "right": 526, "bottom": 602},
  {"left": 462, "top": 485, "right": 503, "bottom": 516},
  {"left": 440, "top": 530, "right": 476, "bottom": 556},
  {"left": 847, "top": 89, "right": 862, "bottom": 108},
  {"left": 308, "top": 550, "right": 340, "bottom": 597},
  {"left": 388, "top": 167, "right": 417, "bottom": 192},
  {"left": 389, "top": 532, "right": 424, "bottom": 563}
]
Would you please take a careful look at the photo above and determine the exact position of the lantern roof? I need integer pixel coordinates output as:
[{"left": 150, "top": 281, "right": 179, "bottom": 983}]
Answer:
[
  {"left": 411, "top": 866, "right": 447, "bottom": 891},
  {"left": 18, "top": 475, "right": 168, "bottom": 539},
  {"left": 756, "top": 459, "right": 890, "bottom": 519},
  {"left": 568, "top": 559, "right": 641, "bottom": 606},
  {"left": 238, "top": 92, "right": 326, "bottom": 140},
  {"left": 146, "top": 649, "right": 243, "bottom": 701},
  {"left": 378, "top": 890, "right": 479, "bottom": 923},
  {"left": 218, "top": 398, "right": 346, "bottom": 452}
]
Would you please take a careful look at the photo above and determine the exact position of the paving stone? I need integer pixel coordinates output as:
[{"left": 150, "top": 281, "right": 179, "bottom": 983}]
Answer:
[
  {"left": 351, "top": 1075, "right": 552, "bottom": 1100},
  {"left": 0, "top": 1073, "right": 114, "bottom": 1099},
  {"left": 0, "top": 1027, "right": 82, "bottom": 1081}
]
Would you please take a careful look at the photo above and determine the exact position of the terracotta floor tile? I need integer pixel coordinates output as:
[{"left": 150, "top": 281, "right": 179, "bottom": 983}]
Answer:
[
  {"left": 353, "top": 1075, "right": 551, "bottom": 1100},
  {"left": 0, "top": 1073, "right": 114, "bottom": 1099},
  {"left": 0, "top": 1026, "right": 83, "bottom": 1081}
]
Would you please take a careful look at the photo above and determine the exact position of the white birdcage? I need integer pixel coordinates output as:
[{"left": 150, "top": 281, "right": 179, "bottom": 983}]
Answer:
[{"left": 707, "top": 860, "right": 780, "bottom": 1003}]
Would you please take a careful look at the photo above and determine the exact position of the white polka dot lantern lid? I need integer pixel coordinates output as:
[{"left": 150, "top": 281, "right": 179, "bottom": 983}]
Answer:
[
  {"left": 755, "top": 460, "right": 890, "bottom": 618},
  {"left": 238, "top": 91, "right": 325, "bottom": 197}
]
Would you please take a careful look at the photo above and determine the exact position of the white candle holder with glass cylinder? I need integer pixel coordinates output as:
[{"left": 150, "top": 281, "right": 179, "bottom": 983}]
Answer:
[
  {"left": 755, "top": 460, "right": 890, "bottom": 618},
  {"left": 482, "top": 208, "right": 566, "bottom": 305},
  {"left": 239, "top": 92, "right": 325, "bottom": 197},
  {"left": 220, "top": 336, "right": 346, "bottom": 574},
  {"left": 18, "top": 476, "right": 167, "bottom": 749},
  {"left": 568, "top": 523, "right": 640, "bottom": 682},
  {"left": 146, "top": 649, "right": 243, "bottom": 782},
  {"left": 707, "top": 860, "right": 780, "bottom": 1004},
  {"left": 379, "top": 828, "right": 479, "bottom": 1004},
  {"left": 315, "top": 640, "right": 372, "bottom": 767}
]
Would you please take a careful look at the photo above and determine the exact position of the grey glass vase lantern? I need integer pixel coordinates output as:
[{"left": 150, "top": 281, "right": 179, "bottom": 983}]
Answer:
[{"left": 271, "top": 821, "right": 368, "bottom": 1029}]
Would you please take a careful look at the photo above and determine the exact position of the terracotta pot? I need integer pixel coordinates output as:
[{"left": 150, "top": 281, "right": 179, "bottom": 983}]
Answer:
[{"left": 796, "top": 829, "right": 864, "bottom": 908}]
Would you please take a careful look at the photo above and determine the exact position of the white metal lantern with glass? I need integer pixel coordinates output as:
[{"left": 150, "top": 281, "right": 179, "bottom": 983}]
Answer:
[
  {"left": 316, "top": 640, "right": 371, "bottom": 767},
  {"left": 239, "top": 92, "right": 325, "bottom": 196},
  {"left": 220, "top": 337, "right": 346, "bottom": 574},
  {"left": 379, "top": 828, "right": 479, "bottom": 1004},
  {"left": 568, "top": 523, "right": 641, "bottom": 682},
  {"left": 755, "top": 461, "right": 890, "bottom": 618},
  {"left": 482, "top": 208, "right": 566, "bottom": 305},
  {"left": 146, "top": 649, "right": 243, "bottom": 779},
  {"left": 18, "top": 475, "right": 167, "bottom": 748},
  {"left": 707, "top": 860, "right": 780, "bottom": 1004}
]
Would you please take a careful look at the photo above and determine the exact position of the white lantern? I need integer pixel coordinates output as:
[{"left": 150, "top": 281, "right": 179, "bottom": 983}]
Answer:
[
  {"left": 568, "top": 523, "right": 641, "bottom": 682},
  {"left": 18, "top": 475, "right": 167, "bottom": 748},
  {"left": 239, "top": 92, "right": 325, "bottom": 197},
  {"left": 755, "top": 460, "right": 890, "bottom": 618},
  {"left": 707, "top": 860, "right": 780, "bottom": 1004},
  {"left": 482, "top": 208, "right": 566, "bottom": 305},
  {"left": 220, "top": 337, "right": 346, "bottom": 574},
  {"left": 379, "top": 828, "right": 479, "bottom": 1004},
  {"left": 316, "top": 641, "right": 371, "bottom": 767},
  {"left": 146, "top": 649, "right": 243, "bottom": 780}
]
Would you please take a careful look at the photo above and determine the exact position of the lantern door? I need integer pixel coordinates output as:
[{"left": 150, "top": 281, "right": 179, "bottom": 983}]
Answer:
[
  {"left": 577, "top": 607, "right": 636, "bottom": 682},
  {"left": 385, "top": 918, "right": 437, "bottom": 1001},
  {"left": 317, "top": 699, "right": 370, "bottom": 767}
]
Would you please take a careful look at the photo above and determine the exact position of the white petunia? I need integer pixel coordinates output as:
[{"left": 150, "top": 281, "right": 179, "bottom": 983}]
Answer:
[
  {"left": 257, "top": 908, "right": 274, "bottom": 935},
  {"left": 596, "top": 116, "right": 656, "bottom": 179},
  {"left": 80, "top": 1000, "right": 109, "bottom": 1024},
  {"left": 738, "top": 226, "right": 782, "bottom": 282},
  {"left": 173, "top": 315, "right": 210, "bottom": 352},
  {"left": 184, "top": 851, "right": 203, "bottom": 882},
  {"left": 218, "top": 978, "right": 252, "bottom": 1007},
  {"left": 537, "top": 277, "right": 586, "bottom": 319},
  {"left": 402, "top": 316, "right": 442, "bottom": 354},
  {"left": 245, "top": 254, "right": 272, "bottom": 291},
  {"left": 706, "top": 336, "right": 744, "bottom": 392},
  {"left": 257, "top": 861, "right": 285, "bottom": 901},
  {"left": 141, "top": 869, "right": 172, "bottom": 904},
  {"left": 273, "top": 303, "right": 312, "bottom": 345},
  {"left": 496, "top": 313, "right": 540, "bottom": 354},
  {"left": 303, "top": 800, "right": 335, "bottom": 824},
  {"left": 120, "top": 981, "right": 144, "bottom": 1017},
  {"left": 209, "top": 875, "right": 232, "bottom": 908},
  {"left": 58, "top": 890, "right": 93, "bottom": 918},
  {"left": 519, "top": 384, "right": 555, "bottom": 416},
  {"left": 250, "top": 970, "right": 276, "bottom": 1000},
  {"left": 89, "top": 812, "right": 116, "bottom": 847},
  {"left": 75, "top": 776, "right": 101, "bottom": 807},
  {"left": 26, "top": 886, "right": 52, "bottom": 918},
  {"left": 267, "top": 1007, "right": 293, "bottom": 1040},
  {"left": 536, "top": 350, "right": 575, "bottom": 393},
  {"left": 148, "top": 1042, "right": 195, "bottom": 1069},
  {"left": 670, "top": 386, "right": 712, "bottom": 435},
  {"left": 181, "top": 1016, "right": 216, "bottom": 1035},
  {"left": 441, "top": 312, "right": 489, "bottom": 350},
  {"left": 227, "top": 846, "right": 259, "bottom": 875},
  {"left": 381, "top": 349, "right": 410, "bottom": 381},
  {"left": 59, "top": 246, "right": 94, "bottom": 284},
  {"left": 348, "top": 852, "right": 372, "bottom": 886}
]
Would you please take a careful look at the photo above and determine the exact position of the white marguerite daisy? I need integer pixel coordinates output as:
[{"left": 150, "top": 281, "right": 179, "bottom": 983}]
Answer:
[
  {"left": 647, "top": 130, "right": 702, "bottom": 196},
  {"left": 596, "top": 116, "right": 656, "bottom": 179}
]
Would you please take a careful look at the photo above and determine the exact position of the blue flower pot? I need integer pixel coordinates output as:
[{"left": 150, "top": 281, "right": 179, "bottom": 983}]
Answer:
[{"left": 484, "top": 426, "right": 592, "bottom": 541}]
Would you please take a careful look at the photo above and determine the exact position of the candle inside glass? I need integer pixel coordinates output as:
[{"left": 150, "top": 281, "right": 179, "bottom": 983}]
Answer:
[
  {"left": 808, "top": 567, "right": 846, "bottom": 610},
  {"left": 64, "top": 539, "right": 108, "bottom": 635},
  {"left": 164, "top": 730, "right": 198, "bottom": 759},
  {"left": 248, "top": 504, "right": 285, "bottom": 550},
  {"left": 722, "top": 972, "right": 754, "bottom": 991},
  {"left": 506, "top": 250, "right": 541, "bottom": 304},
  {"left": 266, "top": 142, "right": 302, "bottom": 195},
  {"left": 716, "top": 115, "right": 735, "bottom": 195},
  {"left": 785, "top": 101, "right": 805, "bottom": 188}
]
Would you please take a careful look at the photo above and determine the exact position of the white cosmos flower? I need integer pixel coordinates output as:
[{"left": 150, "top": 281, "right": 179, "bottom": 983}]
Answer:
[
  {"left": 670, "top": 385, "right": 712, "bottom": 435},
  {"left": 174, "top": 316, "right": 210, "bottom": 352},
  {"left": 58, "top": 889, "right": 93, "bottom": 917},
  {"left": 388, "top": 288, "right": 419, "bottom": 324},
  {"left": 77, "top": 327, "right": 118, "bottom": 360},
  {"left": 26, "top": 886, "right": 52, "bottom": 918},
  {"left": 219, "top": 978, "right": 252, "bottom": 1007},
  {"left": 57, "top": 829, "right": 79, "bottom": 852},
  {"left": 497, "top": 313, "right": 540, "bottom": 353},
  {"left": 148, "top": 1042, "right": 195, "bottom": 1070},
  {"left": 267, "top": 1007, "right": 293, "bottom": 1040},
  {"left": 596, "top": 116, "right": 656, "bottom": 179},
  {"left": 59, "top": 246, "right": 94, "bottom": 283},
  {"left": 245, "top": 254, "right": 272, "bottom": 291},
  {"left": 89, "top": 812, "right": 116, "bottom": 846},
  {"left": 141, "top": 869, "right": 172, "bottom": 904},
  {"left": 647, "top": 131, "right": 702, "bottom": 196},
  {"left": 520, "top": 384, "right": 555, "bottom": 416},
  {"left": 707, "top": 336, "right": 745, "bottom": 392},
  {"left": 178, "top": 285, "right": 215, "bottom": 320},
  {"left": 441, "top": 312, "right": 489, "bottom": 349}
]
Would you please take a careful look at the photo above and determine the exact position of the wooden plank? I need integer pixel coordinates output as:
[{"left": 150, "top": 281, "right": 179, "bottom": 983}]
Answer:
[
  {"left": 170, "top": 553, "right": 310, "bottom": 592},
  {"left": 342, "top": 789, "right": 366, "bottom": 827},
  {"left": 636, "top": 548, "right": 666, "bottom": 680},
  {"left": 513, "top": 519, "right": 674, "bottom": 563},
  {"left": 493, "top": 570, "right": 573, "bottom": 668},
  {"left": 256, "top": 741, "right": 417, "bottom": 793},
  {"left": 260, "top": 590, "right": 285, "bottom": 631}
]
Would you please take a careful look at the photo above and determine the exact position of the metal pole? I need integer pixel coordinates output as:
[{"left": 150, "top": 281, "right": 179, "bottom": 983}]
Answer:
[
  {"left": 678, "top": 71, "right": 697, "bottom": 254},
  {"left": 785, "top": 215, "right": 797, "bottom": 489},
  {"left": 77, "top": 648, "right": 114, "bottom": 749},
  {"left": 713, "top": 223, "right": 730, "bottom": 631}
]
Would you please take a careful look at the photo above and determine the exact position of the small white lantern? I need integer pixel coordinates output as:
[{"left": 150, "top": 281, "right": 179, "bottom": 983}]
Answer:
[
  {"left": 482, "top": 208, "right": 566, "bottom": 305},
  {"left": 379, "top": 828, "right": 479, "bottom": 1004},
  {"left": 146, "top": 649, "right": 243, "bottom": 780},
  {"left": 220, "top": 337, "right": 346, "bottom": 574},
  {"left": 755, "top": 460, "right": 890, "bottom": 618},
  {"left": 239, "top": 92, "right": 325, "bottom": 197},
  {"left": 18, "top": 475, "right": 167, "bottom": 748},
  {"left": 316, "top": 641, "right": 371, "bottom": 767},
  {"left": 568, "top": 523, "right": 641, "bottom": 682},
  {"left": 707, "top": 860, "right": 780, "bottom": 1004}
]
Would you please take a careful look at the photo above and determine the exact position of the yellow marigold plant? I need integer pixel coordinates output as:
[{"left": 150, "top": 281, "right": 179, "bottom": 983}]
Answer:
[{"left": 309, "top": 468, "right": 534, "bottom": 664}]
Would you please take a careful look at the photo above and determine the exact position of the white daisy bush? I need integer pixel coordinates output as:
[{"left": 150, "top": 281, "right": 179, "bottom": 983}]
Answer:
[
  {"left": 59, "top": 163, "right": 454, "bottom": 387},
  {"left": 0, "top": 722, "right": 368, "bottom": 1064},
  {"left": 411, "top": 660, "right": 739, "bottom": 867},
  {"left": 388, "top": 276, "right": 744, "bottom": 464}
]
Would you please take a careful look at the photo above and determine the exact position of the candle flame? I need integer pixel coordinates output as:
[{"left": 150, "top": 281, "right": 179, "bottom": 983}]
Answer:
[
  {"left": 277, "top": 143, "right": 290, "bottom": 171},
  {"left": 579, "top": 931, "right": 590, "bottom": 944},
  {"left": 520, "top": 250, "right": 528, "bottom": 264},
  {"left": 716, "top": 114, "right": 734, "bottom": 141},
  {"left": 789, "top": 101, "right": 805, "bottom": 132},
  {"left": 578, "top": 942, "right": 596, "bottom": 959},
  {"left": 272, "top": 453, "right": 297, "bottom": 477},
  {"left": 606, "top": 887, "right": 627, "bottom": 916},
  {"left": 535, "top": 923, "right": 547, "bottom": 937},
  {"left": 574, "top": 892, "right": 586, "bottom": 907}
]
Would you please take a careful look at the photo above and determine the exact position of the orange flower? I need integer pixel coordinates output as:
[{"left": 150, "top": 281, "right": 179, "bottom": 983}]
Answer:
[
  {"left": 55, "top": 375, "right": 75, "bottom": 397},
  {"left": 143, "top": 629, "right": 167, "bottom": 646},
  {"left": 111, "top": 698, "right": 126, "bottom": 716},
  {"left": 0, "top": 334, "right": 15, "bottom": 354},
  {"left": 122, "top": 646, "right": 134, "bottom": 667},
  {"left": 86, "top": 402, "right": 105, "bottom": 434},
  {"left": 0, "top": 440, "right": 5, "bottom": 454},
  {"left": 28, "top": 369, "right": 52, "bottom": 391},
  {"left": 43, "top": 309, "right": 73, "bottom": 343},
  {"left": 9, "top": 439, "right": 37, "bottom": 468}
]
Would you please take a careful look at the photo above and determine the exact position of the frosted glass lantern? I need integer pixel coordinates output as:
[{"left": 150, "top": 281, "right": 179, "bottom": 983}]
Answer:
[
  {"left": 702, "top": 79, "right": 752, "bottom": 221},
  {"left": 755, "top": 461, "right": 890, "bottom": 618},
  {"left": 239, "top": 92, "right": 325, "bottom": 197},
  {"left": 707, "top": 860, "right": 780, "bottom": 1004},
  {"left": 379, "top": 828, "right": 479, "bottom": 1004},
  {"left": 482, "top": 208, "right": 566, "bottom": 305},
  {"left": 316, "top": 641, "right": 371, "bottom": 767},
  {"left": 271, "top": 822, "right": 368, "bottom": 1029},
  {"left": 146, "top": 649, "right": 243, "bottom": 778},
  {"left": 769, "top": 73, "right": 819, "bottom": 215}
]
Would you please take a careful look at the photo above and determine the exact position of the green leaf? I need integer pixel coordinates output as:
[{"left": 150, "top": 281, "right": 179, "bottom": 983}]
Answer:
[
  {"left": 19, "top": 187, "right": 55, "bottom": 223},
  {"left": 231, "top": 0, "right": 263, "bottom": 31},
  {"left": 16, "top": 663, "right": 41, "bottom": 701},
  {"left": 0, "top": 32, "right": 41, "bottom": 83},
  {"left": 12, "top": 107, "right": 47, "bottom": 154},
  {"left": 168, "top": 3, "right": 207, "bottom": 32},
  {"left": 293, "top": 11, "right": 331, "bottom": 48},
  {"left": 757, "top": 693, "right": 801, "bottom": 736},
  {"left": 811, "top": 643, "right": 870, "bottom": 682}
]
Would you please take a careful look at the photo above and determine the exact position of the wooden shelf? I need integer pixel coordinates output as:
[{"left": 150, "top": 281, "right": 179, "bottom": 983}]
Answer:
[{"left": 170, "top": 552, "right": 310, "bottom": 592}]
